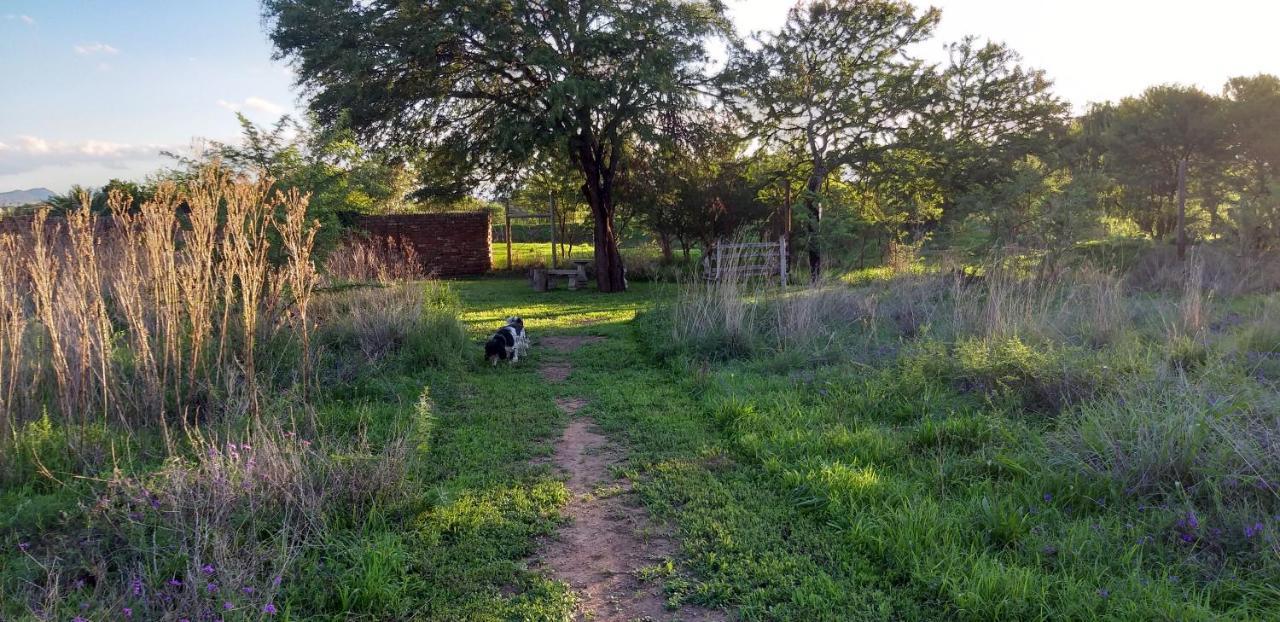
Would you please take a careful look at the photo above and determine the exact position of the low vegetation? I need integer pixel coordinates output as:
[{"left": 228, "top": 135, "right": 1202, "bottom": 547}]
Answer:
[{"left": 636, "top": 245, "right": 1280, "bottom": 619}]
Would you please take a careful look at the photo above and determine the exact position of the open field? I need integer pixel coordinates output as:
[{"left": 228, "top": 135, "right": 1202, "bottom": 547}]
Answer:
[{"left": 8, "top": 240, "right": 1279, "bottom": 620}]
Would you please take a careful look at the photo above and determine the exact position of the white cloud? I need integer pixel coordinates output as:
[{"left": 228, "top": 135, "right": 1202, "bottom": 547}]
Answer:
[
  {"left": 244, "top": 96, "right": 285, "bottom": 116},
  {"left": 0, "top": 135, "right": 166, "bottom": 176},
  {"left": 4, "top": 14, "right": 35, "bottom": 25},
  {"left": 217, "top": 96, "right": 287, "bottom": 117},
  {"left": 18, "top": 136, "right": 51, "bottom": 154},
  {"left": 74, "top": 42, "right": 119, "bottom": 56}
]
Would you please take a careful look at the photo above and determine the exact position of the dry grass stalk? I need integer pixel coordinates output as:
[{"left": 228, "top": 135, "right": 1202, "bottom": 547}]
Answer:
[
  {"left": 275, "top": 187, "right": 320, "bottom": 393},
  {"left": 108, "top": 193, "right": 163, "bottom": 414},
  {"left": 64, "top": 198, "right": 114, "bottom": 425},
  {"left": 1180, "top": 250, "right": 1207, "bottom": 337},
  {"left": 322, "top": 235, "right": 425, "bottom": 284},
  {"left": 0, "top": 164, "right": 318, "bottom": 439},
  {"left": 178, "top": 170, "right": 223, "bottom": 393},
  {"left": 139, "top": 184, "right": 185, "bottom": 405},
  {"left": 0, "top": 234, "right": 27, "bottom": 439},
  {"left": 28, "top": 209, "right": 72, "bottom": 420},
  {"left": 221, "top": 177, "right": 275, "bottom": 413}
]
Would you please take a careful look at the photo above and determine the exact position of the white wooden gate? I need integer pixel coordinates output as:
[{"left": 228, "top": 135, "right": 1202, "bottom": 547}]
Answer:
[{"left": 703, "top": 239, "right": 788, "bottom": 285}]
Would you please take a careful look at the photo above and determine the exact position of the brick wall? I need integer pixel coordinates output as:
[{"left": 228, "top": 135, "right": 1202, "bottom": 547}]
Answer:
[{"left": 347, "top": 212, "right": 492, "bottom": 277}]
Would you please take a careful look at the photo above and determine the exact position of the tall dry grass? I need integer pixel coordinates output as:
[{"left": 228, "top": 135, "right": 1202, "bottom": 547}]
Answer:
[
  {"left": 0, "top": 165, "right": 320, "bottom": 452},
  {"left": 670, "top": 246, "right": 1133, "bottom": 363},
  {"left": 322, "top": 234, "right": 425, "bottom": 285}
]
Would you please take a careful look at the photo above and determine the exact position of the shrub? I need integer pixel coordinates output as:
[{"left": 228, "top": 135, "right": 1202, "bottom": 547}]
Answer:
[
  {"left": 322, "top": 234, "right": 426, "bottom": 285},
  {"left": 3, "top": 421, "right": 419, "bottom": 620},
  {"left": 313, "top": 281, "right": 466, "bottom": 377},
  {"left": 1047, "top": 380, "right": 1280, "bottom": 506}
]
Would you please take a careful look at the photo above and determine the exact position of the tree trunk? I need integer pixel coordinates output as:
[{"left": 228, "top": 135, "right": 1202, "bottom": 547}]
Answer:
[
  {"left": 589, "top": 204, "right": 626, "bottom": 292},
  {"left": 803, "top": 169, "right": 825, "bottom": 281},
  {"left": 573, "top": 138, "right": 627, "bottom": 293},
  {"left": 658, "top": 232, "right": 673, "bottom": 264}
]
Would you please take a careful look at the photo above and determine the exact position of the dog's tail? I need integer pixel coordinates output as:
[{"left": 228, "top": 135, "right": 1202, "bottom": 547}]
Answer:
[{"left": 484, "top": 336, "right": 507, "bottom": 365}]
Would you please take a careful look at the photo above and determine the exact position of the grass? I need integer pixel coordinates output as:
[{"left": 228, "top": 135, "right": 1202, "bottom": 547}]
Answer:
[{"left": 5, "top": 247, "right": 1280, "bottom": 620}]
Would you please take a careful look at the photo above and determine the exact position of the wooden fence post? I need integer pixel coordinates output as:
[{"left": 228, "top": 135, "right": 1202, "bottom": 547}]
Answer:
[
  {"left": 504, "top": 202, "right": 512, "bottom": 270},
  {"left": 779, "top": 237, "right": 787, "bottom": 286},
  {"left": 1176, "top": 157, "right": 1189, "bottom": 262}
]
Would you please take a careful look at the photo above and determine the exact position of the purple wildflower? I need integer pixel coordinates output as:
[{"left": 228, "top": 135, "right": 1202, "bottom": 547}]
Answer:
[
  {"left": 272, "top": 575, "right": 282, "bottom": 587},
  {"left": 168, "top": 578, "right": 183, "bottom": 588},
  {"left": 207, "top": 583, "right": 219, "bottom": 593},
  {"left": 1098, "top": 588, "right": 1110, "bottom": 598},
  {"left": 1042, "top": 493, "right": 1052, "bottom": 502},
  {"left": 1186, "top": 512, "right": 1199, "bottom": 529},
  {"left": 1245, "top": 522, "right": 1265, "bottom": 539},
  {"left": 224, "top": 602, "right": 234, "bottom": 611},
  {"left": 201, "top": 564, "right": 216, "bottom": 575},
  {"left": 242, "top": 586, "right": 255, "bottom": 595},
  {"left": 130, "top": 577, "right": 144, "bottom": 596},
  {"left": 17, "top": 542, "right": 29, "bottom": 552},
  {"left": 74, "top": 578, "right": 86, "bottom": 589},
  {"left": 181, "top": 618, "right": 191, "bottom": 622},
  {"left": 72, "top": 617, "right": 87, "bottom": 622},
  {"left": 1180, "top": 533, "right": 1195, "bottom": 543},
  {"left": 263, "top": 603, "right": 277, "bottom": 615},
  {"left": 122, "top": 607, "right": 132, "bottom": 618}
]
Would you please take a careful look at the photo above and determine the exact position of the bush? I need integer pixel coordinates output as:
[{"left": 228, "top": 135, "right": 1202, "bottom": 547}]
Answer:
[
  {"left": 314, "top": 281, "right": 467, "bottom": 377},
  {"left": 2, "top": 421, "right": 420, "bottom": 621},
  {"left": 1047, "top": 380, "right": 1280, "bottom": 507}
]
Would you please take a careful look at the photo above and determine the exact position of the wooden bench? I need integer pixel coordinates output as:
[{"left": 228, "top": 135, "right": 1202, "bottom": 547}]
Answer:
[
  {"left": 547, "top": 268, "right": 585, "bottom": 290},
  {"left": 530, "top": 264, "right": 589, "bottom": 291}
]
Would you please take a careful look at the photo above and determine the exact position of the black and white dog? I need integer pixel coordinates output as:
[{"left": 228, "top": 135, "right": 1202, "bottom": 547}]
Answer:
[{"left": 484, "top": 316, "right": 529, "bottom": 365}]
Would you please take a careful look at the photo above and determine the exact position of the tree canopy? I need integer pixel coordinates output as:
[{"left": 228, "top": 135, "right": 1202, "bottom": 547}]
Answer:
[{"left": 264, "top": 0, "right": 731, "bottom": 291}]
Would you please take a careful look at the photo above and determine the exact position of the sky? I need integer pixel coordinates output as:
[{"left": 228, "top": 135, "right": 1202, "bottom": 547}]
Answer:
[{"left": 2, "top": 0, "right": 1279, "bottom": 193}]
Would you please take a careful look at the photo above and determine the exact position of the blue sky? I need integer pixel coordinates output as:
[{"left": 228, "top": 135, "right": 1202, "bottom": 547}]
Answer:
[
  {"left": 1, "top": 0, "right": 300, "bottom": 192},
  {"left": 3, "top": 0, "right": 1279, "bottom": 193}
]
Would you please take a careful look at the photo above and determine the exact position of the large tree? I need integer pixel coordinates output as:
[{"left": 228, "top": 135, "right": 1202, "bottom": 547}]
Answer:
[
  {"left": 926, "top": 38, "right": 1069, "bottom": 227},
  {"left": 263, "top": 0, "right": 729, "bottom": 292},
  {"left": 1223, "top": 74, "right": 1280, "bottom": 247},
  {"left": 729, "top": 0, "right": 939, "bottom": 279},
  {"left": 1093, "top": 85, "right": 1228, "bottom": 238},
  {"left": 617, "top": 116, "right": 769, "bottom": 262}
]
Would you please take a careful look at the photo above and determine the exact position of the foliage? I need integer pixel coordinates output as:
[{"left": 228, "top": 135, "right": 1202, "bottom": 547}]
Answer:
[
  {"left": 265, "top": 0, "right": 732, "bottom": 291},
  {"left": 176, "top": 113, "right": 419, "bottom": 252},
  {"left": 617, "top": 120, "right": 772, "bottom": 263},
  {"left": 1089, "top": 85, "right": 1229, "bottom": 238},
  {"left": 729, "top": 0, "right": 939, "bottom": 276}
]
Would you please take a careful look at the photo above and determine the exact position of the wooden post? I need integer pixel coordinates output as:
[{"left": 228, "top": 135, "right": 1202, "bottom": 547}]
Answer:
[
  {"left": 548, "top": 191, "right": 556, "bottom": 269},
  {"left": 779, "top": 237, "right": 787, "bottom": 286},
  {"left": 783, "top": 182, "right": 793, "bottom": 269},
  {"left": 504, "top": 202, "right": 512, "bottom": 270},
  {"left": 1176, "top": 157, "right": 1189, "bottom": 261}
]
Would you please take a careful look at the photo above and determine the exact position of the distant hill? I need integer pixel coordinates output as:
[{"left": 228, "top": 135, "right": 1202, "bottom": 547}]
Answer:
[{"left": 0, "top": 188, "right": 55, "bottom": 207}]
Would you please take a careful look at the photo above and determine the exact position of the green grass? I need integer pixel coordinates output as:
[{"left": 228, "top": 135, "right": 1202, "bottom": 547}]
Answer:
[{"left": 5, "top": 274, "right": 1279, "bottom": 620}]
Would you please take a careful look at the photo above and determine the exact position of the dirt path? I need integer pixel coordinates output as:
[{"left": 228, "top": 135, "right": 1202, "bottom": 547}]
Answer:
[{"left": 535, "top": 339, "right": 724, "bottom": 622}]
